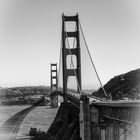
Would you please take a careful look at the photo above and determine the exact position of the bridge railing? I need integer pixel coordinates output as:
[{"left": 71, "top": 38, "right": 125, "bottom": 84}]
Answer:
[{"left": 91, "top": 100, "right": 140, "bottom": 125}]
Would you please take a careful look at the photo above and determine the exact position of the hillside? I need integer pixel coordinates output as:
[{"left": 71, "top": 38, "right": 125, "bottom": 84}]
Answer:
[
  {"left": 92, "top": 68, "right": 140, "bottom": 100},
  {"left": 0, "top": 86, "right": 50, "bottom": 97},
  {"left": 0, "top": 86, "right": 51, "bottom": 105}
]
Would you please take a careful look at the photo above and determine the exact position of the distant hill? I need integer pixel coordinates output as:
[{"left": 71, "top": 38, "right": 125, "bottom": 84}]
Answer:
[
  {"left": 0, "top": 86, "right": 51, "bottom": 99},
  {"left": 92, "top": 68, "right": 140, "bottom": 100}
]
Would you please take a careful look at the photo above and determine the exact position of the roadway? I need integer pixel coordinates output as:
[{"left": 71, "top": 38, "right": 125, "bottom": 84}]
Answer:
[{"left": 0, "top": 98, "right": 46, "bottom": 140}]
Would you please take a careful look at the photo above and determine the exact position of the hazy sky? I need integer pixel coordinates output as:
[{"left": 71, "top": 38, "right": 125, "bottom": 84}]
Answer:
[{"left": 0, "top": 0, "right": 140, "bottom": 88}]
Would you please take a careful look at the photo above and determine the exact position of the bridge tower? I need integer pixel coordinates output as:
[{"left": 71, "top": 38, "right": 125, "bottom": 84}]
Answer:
[
  {"left": 62, "top": 14, "right": 91, "bottom": 140},
  {"left": 50, "top": 63, "right": 58, "bottom": 108},
  {"left": 62, "top": 13, "right": 81, "bottom": 100}
]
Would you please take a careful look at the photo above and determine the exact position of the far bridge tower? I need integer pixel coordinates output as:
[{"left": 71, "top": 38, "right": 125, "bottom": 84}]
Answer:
[{"left": 50, "top": 63, "right": 58, "bottom": 108}]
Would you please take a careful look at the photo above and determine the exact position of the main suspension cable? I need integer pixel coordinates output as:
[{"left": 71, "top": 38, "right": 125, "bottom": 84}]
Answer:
[
  {"left": 57, "top": 35, "right": 63, "bottom": 90},
  {"left": 70, "top": 25, "right": 77, "bottom": 69},
  {"left": 79, "top": 19, "right": 107, "bottom": 97}
]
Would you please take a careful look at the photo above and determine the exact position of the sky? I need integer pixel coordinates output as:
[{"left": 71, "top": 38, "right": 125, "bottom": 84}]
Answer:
[{"left": 0, "top": 0, "right": 140, "bottom": 88}]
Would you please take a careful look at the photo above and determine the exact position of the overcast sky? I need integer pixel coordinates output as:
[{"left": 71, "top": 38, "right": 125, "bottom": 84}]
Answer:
[{"left": 0, "top": 0, "right": 140, "bottom": 88}]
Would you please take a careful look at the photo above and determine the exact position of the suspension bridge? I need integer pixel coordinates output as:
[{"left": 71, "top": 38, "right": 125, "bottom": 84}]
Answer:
[
  {"left": 0, "top": 14, "right": 140, "bottom": 140},
  {"left": 50, "top": 13, "right": 140, "bottom": 140}
]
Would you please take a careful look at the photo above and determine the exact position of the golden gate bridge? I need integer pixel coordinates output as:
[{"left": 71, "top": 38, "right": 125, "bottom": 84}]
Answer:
[{"left": 0, "top": 13, "right": 140, "bottom": 140}]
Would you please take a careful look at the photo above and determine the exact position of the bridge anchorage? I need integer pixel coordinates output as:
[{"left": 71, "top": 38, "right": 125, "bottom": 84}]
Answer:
[{"left": 50, "top": 13, "right": 140, "bottom": 140}]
